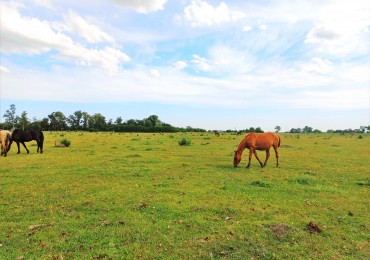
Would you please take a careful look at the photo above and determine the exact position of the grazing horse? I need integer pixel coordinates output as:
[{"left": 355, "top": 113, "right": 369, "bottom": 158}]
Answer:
[
  {"left": 0, "top": 130, "right": 12, "bottom": 157},
  {"left": 11, "top": 129, "right": 44, "bottom": 154},
  {"left": 234, "top": 132, "right": 280, "bottom": 168}
]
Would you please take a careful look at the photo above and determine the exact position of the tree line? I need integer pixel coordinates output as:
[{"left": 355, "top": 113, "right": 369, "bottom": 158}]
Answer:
[
  {"left": 1, "top": 104, "right": 206, "bottom": 133},
  {"left": 2, "top": 104, "right": 368, "bottom": 133}
]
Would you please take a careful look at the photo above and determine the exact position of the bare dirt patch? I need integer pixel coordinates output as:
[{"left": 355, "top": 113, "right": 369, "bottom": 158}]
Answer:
[
  {"left": 304, "top": 221, "right": 322, "bottom": 234},
  {"left": 270, "top": 223, "right": 291, "bottom": 239}
]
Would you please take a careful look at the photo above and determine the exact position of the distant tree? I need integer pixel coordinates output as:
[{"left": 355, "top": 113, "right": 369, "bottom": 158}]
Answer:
[
  {"left": 290, "top": 128, "right": 302, "bottom": 133},
  {"left": 29, "top": 117, "right": 41, "bottom": 130},
  {"left": 255, "top": 127, "right": 264, "bottom": 133},
  {"left": 19, "top": 111, "right": 30, "bottom": 130},
  {"left": 359, "top": 126, "right": 367, "bottom": 133},
  {"left": 48, "top": 111, "right": 67, "bottom": 131},
  {"left": 3, "top": 104, "right": 16, "bottom": 128},
  {"left": 81, "top": 112, "right": 90, "bottom": 130},
  {"left": 68, "top": 110, "right": 83, "bottom": 130},
  {"left": 144, "top": 115, "right": 161, "bottom": 127},
  {"left": 303, "top": 126, "right": 313, "bottom": 133},
  {"left": 40, "top": 117, "right": 50, "bottom": 130},
  {"left": 247, "top": 127, "right": 255, "bottom": 133},
  {"left": 90, "top": 113, "right": 106, "bottom": 131},
  {"left": 115, "top": 116, "right": 123, "bottom": 125},
  {"left": 275, "top": 126, "right": 281, "bottom": 133}
]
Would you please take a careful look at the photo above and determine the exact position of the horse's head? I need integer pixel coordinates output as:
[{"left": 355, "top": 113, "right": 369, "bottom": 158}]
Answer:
[{"left": 233, "top": 150, "right": 241, "bottom": 167}]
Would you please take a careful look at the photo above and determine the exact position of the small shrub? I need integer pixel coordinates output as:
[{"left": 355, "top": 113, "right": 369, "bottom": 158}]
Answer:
[
  {"left": 178, "top": 138, "right": 191, "bottom": 146},
  {"left": 358, "top": 135, "right": 363, "bottom": 139},
  {"left": 296, "top": 177, "right": 310, "bottom": 185},
  {"left": 356, "top": 178, "right": 370, "bottom": 186},
  {"left": 126, "top": 154, "right": 141, "bottom": 158},
  {"left": 60, "top": 138, "right": 71, "bottom": 147},
  {"left": 251, "top": 180, "right": 272, "bottom": 187}
]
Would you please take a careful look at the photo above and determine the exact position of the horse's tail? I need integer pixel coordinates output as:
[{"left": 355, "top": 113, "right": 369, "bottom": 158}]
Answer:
[
  {"left": 39, "top": 130, "right": 44, "bottom": 142},
  {"left": 276, "top": 134, "right": 281, "bottom": 147}
]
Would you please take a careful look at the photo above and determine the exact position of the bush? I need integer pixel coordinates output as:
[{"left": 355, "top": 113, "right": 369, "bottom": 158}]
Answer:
[
  {"left": 60, "top": 138, "right": 71, "bottom": 147},
  {"left": 178, "top": 138, "right": 191, "bottom": 146},
  {"left": 250, "top": 180, "right": 272, "bottom": 187}
]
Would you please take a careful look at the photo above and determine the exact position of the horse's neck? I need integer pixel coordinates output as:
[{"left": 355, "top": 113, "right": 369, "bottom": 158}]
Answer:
[{"left": 237, "top": 138, "right": 248, "bottom": 155}]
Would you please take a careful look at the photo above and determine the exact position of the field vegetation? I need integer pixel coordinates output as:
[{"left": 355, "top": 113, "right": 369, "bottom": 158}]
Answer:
[{"left": 1, "top": 132, "right": 369, "bottom": 259}]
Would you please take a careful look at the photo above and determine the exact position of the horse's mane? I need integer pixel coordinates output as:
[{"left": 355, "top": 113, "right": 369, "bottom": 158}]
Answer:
[{"left": 10, "top": 128, "right": 18, "bottom": 134}]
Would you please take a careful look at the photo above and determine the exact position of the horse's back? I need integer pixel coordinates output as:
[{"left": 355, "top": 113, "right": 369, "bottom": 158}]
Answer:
[
  {"left": 245, "top": 132, "right": 279, "bottom": 149},
  {"left": 31, "top": 129, "right": 44, "bottom": 141},
  {"left": 12, "top": 129, "right": 43, "bottom": 142},
  {"left": 264, "top": 132, "right": 280, "bottom": 147}
]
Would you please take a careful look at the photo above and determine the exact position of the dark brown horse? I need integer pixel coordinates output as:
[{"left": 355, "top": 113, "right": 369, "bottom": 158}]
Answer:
[
  {"left": 234, "top": 132, "right": 280, "bottom": 168},
  {"left": 10, "top": 129, "right": 44, "bottom": 154}
]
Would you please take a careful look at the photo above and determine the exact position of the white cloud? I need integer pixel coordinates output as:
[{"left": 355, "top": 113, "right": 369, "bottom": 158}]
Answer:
[
  {"left": 110, "top": 0, "right": 167, "bottom": 13},
  {"left": 291, "top": 88, "right": 368, "bottom": 110},
  {"left": 259, "top": 24, "right": 267, "bottom": 31},
  {"left": 0, "top": 66, "right": 11, "bottom": 74},
  {"left": 305, "top": 0, "right": 370, "bottom": 55},
  {"left": 174, "top": 61, "right": 187, "bottom": 70},
  {"left": 0, "top": 2, "right": 130, "bottom": 74},
  {"left": 32, "top": 0, "right": 54, "bottom": 10},
  {"left": 56, "top": 46, "right": 130, "bottom": 75},
  {"left": 62, "top": 10, "right": 114, "bottom": 43},
  {"left": 182, "top": 0, "right": 245, "bottom": 27},
  {"left": 303, "top": 57, "right": 333, "bottom": 74},
  {"left": 191, "top": 54, "right": 213, "bottom": 72},
  {"left": 149, "top": 69, "right": 160, "bottom": 78},
  {"left": 243, "top": 25, "right": 252, "bottom": 32}
]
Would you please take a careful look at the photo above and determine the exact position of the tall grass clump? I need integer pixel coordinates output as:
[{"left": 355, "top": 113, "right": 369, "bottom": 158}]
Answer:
[{"left": 178, "top": 138, "right": 191, "bottom": 146}]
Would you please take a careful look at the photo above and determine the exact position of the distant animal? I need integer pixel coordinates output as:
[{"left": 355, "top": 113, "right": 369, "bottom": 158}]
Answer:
[
  {"left": 0, "top": 130, "right": 12, "bottom": 157},
  {"left": 214, "top": 131, "right": 220, "bottom": 137},
  {"left": 234, "top": 132, "right": 280, "bottom": 168},
  {"left": 10, "top": 129, "right": 44, "bottom": 154}
]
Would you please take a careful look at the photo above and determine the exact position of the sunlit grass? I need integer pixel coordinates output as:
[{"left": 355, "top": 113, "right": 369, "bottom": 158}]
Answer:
[{"left": 0, "top": 132, "right": 369, "bottom": 258}]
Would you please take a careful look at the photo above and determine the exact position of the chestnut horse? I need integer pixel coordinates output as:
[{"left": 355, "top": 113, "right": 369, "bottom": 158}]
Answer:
[
  {"left": 0, "top": 130, "right": 12, "bottom": 157},
  {"left": 234, "top": 132, "right": 280, "bottom": 168}
]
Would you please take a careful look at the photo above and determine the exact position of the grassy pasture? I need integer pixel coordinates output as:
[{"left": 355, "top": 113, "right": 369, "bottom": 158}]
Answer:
[{"left": 1, "top": 132, "right": 369, "bottom": 259}]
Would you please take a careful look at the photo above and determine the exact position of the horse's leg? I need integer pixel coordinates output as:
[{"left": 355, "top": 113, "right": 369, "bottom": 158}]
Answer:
[
  {"left": 263, "top": 149, "right": 270, "bottom": 167},
  {"left": 16, "top": 142, "right": 21, "bottom": 154},
  {"left": 253, "top": 150, "right": 264, "bottom": 168},
  {"left": 39, "top": 141, "right": 43, "bottom": 154},
  {"left": 247, "top": 148, "right": 253, "bottom": 168},
  {"left": 273, "top": 146, "right": 279, "bottom": 167},
  {"left": 21, "top": 142, "right": 29, "bottom": 154}
]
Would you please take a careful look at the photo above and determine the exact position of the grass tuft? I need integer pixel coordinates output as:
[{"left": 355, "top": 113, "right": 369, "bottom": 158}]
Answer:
[{"left": 250, "top": 180, "right": 272, "bottom": 187}]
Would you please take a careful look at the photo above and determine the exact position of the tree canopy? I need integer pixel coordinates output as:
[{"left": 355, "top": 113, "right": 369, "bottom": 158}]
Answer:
[{"left": 1, "top": 104, "right": 206, "bottom": 133}]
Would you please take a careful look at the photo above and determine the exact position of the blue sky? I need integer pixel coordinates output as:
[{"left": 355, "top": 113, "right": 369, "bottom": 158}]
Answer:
[{"left": 0, "top": 0, "right": 369, "bottom": 131}]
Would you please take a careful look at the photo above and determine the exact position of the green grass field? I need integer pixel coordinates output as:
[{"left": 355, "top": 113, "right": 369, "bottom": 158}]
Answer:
[{"left": 1, "top": 132, "right": 369, "bottom": 259}]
